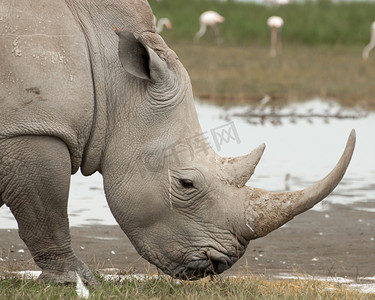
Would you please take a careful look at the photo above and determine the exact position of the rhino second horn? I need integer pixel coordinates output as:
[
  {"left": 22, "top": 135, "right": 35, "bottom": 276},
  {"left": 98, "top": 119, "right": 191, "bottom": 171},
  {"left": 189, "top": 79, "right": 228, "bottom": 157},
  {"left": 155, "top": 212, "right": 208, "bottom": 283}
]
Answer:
[
  {"left": 223, "top": 143, "right": 265, "bottom": 188},
  {"left": 245, "top": 129, "right": 356, "bottom": 239}
]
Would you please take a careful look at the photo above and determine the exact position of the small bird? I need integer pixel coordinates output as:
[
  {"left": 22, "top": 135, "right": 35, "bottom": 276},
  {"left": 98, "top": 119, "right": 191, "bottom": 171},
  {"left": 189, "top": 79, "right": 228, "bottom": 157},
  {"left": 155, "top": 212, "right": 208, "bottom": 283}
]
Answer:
[
  {"left": 267, "top": 16, "right": 284, "bottom": 57},
  {"left": 259, "top": 94, "right": 271, "bottom": 107},
  {"left": 75, "top": 272, "right": 89, "bottom": 299},
  {"left": 153, "top": 16, "right": 173, "bottom": 34},
  {"left": 194, "top": 11, "right": 225, "bottom": 44},
  {"left": 362, "top": 21, "right": 375, "bottom": 60},
  {"left": 284, "top": 173, "right": 291, "bottom": 191}
]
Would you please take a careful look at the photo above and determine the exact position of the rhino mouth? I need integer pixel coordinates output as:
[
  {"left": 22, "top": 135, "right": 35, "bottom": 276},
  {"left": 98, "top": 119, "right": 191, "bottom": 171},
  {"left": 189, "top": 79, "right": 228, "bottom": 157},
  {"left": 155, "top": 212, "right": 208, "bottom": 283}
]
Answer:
[{"left": 168, "top": 249, "right": 238, "bottom": 280}]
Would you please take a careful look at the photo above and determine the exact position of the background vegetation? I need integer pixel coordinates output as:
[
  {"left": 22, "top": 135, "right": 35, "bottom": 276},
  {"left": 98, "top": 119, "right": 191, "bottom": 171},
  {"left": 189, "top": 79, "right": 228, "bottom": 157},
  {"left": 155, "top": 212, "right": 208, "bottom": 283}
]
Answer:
[
  {"left": 150, "top": 0, "right": 375, "bottom": 46},
  {"left": 149, "top": 0, "right": 375, "bottom": 108},
  {"left": 172, "top": 43, "right": 375, "bottom": 107}
]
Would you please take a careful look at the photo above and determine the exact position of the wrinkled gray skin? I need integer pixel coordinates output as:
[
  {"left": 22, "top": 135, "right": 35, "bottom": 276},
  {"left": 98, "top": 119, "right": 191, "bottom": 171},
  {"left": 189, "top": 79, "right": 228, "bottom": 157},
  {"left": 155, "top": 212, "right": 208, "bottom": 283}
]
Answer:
[{"left": 0, "top": 0, "right": 355, "bottom": 286}]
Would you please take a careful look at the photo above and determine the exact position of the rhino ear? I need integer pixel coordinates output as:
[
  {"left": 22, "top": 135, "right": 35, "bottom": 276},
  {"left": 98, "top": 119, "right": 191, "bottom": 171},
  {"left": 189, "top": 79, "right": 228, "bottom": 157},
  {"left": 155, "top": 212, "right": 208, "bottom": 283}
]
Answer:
[
  {"left": 116, "top": 31, "right": 167, "bottom": 81},
  {"left": 116, "top": 31, "right": 150, "bottom": 79}
]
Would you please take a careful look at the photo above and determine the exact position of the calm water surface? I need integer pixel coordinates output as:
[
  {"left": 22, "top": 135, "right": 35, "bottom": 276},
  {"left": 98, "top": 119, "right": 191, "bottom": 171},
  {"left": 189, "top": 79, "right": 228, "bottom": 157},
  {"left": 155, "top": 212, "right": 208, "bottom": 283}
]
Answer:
[{"left": 0, "top": 99, "right": 374, "bottom": 228}]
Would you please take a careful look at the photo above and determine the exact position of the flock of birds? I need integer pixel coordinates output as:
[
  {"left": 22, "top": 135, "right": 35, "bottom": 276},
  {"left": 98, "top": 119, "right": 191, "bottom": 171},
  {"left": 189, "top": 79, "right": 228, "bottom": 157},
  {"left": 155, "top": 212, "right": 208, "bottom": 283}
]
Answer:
[
  {"left": 154, "top": 11, "right": 283, "bottom": 55},
  {"left": 154, "top": 9, "right": 375, "bottom": 60}
]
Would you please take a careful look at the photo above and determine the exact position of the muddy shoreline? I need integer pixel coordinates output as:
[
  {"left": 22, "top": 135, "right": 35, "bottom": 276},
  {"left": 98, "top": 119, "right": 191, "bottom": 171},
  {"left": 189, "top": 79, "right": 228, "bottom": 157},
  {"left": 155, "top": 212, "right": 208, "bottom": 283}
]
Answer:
[{"left": 1, "top": 203, "right": 374, "bottom": 281}]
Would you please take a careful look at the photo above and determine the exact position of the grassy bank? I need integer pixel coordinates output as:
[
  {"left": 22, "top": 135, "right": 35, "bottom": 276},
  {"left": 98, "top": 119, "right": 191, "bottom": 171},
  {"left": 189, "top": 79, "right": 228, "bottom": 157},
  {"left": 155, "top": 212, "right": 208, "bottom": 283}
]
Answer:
[
  {"left": 171, "top": 43, "right": 375, "bottom": 108},
  {"left": 150, "top": 0, "right": 375, "bottom": 46},
  {"left": 0, "top": 276, "right": 372, "bottom": 299}
]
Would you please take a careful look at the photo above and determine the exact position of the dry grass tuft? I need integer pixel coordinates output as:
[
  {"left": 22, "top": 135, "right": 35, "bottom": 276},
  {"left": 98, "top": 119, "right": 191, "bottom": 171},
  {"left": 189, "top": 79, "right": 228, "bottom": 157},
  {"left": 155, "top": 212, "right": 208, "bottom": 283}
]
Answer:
[{"left": 170, "top": 43, "right": 375, "bottom": 109}]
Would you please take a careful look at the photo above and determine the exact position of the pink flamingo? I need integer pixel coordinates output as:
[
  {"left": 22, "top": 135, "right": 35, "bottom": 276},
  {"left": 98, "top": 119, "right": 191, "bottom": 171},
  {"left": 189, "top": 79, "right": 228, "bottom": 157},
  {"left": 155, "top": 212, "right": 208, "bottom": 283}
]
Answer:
[
  {"left": 194, "top": 11, "right": 225, "bottom": 44},
  {"left": 362, "top": 21, "right": 375, "bottom": 60},
  {"left": 267, "top": 16, "right": 284, "bottom": 57},
  {"left": 265, "top": 0, "right": 290, "bottom": 7},
  {"left": 153, "top": 16, "right": 173, "bottom": 34}
]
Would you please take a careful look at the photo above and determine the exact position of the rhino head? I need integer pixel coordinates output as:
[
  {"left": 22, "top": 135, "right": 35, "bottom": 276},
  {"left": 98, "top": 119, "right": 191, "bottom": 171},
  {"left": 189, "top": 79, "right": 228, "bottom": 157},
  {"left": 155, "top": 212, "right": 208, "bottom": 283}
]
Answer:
[{"left": 99, "top": 31, "right": 355, "bottom": 280}]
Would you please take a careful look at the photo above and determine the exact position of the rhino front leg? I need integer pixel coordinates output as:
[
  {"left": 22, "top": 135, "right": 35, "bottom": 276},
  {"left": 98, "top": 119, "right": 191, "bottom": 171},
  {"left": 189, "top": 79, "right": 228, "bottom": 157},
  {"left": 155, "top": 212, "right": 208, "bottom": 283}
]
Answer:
[{"left": 0, "top": 136, "right": 97, "bottom": 286}]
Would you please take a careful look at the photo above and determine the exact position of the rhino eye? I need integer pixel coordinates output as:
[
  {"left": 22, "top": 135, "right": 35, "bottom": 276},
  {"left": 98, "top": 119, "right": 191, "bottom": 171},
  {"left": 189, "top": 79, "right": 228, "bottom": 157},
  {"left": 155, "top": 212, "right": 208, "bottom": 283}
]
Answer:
[{"left": 179, "top": 179, "right": 194, "bottom": 189}]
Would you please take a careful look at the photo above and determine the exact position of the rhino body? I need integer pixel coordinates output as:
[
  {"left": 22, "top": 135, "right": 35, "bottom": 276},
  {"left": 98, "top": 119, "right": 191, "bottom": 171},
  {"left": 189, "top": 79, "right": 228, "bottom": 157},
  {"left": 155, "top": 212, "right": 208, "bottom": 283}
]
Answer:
[{"left": 0, "top": 0, "right": 355, "bottom": 285}]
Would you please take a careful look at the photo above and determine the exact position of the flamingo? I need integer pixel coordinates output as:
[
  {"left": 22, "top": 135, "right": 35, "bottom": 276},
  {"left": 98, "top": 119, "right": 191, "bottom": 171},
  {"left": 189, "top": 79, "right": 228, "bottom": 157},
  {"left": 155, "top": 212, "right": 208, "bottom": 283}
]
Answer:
[
  {"left": 267, "top": 16, "right": 284, "bottom": 57},
  {"left": 362, "top": 21, "right": 375, "bottom": 60},
  {"left": 264, "top": 0, "right": 290, "bottom": 6},
  {"left": 153, "top": 16, "right": 173, "bottom": 34},
  {"left": 194, "top": 11, "right": 225, "bottom": 44}
]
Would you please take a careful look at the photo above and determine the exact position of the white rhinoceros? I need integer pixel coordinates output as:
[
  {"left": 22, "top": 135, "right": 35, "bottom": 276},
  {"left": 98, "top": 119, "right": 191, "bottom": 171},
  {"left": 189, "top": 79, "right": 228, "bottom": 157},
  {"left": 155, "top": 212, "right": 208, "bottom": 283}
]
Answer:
[{"left": 0, "top": 0, "right": 355, "bottom": 286}]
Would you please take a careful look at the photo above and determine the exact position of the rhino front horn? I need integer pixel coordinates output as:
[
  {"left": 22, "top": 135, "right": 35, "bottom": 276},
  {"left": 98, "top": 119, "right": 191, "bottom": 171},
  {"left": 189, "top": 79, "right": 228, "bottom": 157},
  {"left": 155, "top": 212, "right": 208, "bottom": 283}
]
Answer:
[{"left": 244, "top": 129, "right": 356, "bottom": 240}]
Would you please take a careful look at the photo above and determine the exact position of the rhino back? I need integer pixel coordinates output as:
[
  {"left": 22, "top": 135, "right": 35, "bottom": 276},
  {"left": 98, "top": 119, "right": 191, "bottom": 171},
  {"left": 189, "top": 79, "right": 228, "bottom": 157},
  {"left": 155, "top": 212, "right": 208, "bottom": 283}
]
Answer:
[{"left": 0, "top": 0, "right": 94, "bottom": 172}]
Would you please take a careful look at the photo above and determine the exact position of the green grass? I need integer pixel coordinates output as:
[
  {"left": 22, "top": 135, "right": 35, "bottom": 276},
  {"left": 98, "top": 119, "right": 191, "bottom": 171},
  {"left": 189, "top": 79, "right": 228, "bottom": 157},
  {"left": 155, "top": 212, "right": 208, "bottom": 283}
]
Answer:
[
  {"left": 0, "top": 275, "right": 373, "bottom": 299},
  {"left": 150, "top": 0, "right": 375, "bottom": 46}
]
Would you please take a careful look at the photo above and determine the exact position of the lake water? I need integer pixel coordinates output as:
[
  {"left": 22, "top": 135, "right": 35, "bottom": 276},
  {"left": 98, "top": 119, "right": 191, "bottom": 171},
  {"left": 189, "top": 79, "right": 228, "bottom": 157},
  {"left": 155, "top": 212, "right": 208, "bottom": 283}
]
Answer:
[{"left": 0, "top": 99, "right": 374, "bottom": 229}]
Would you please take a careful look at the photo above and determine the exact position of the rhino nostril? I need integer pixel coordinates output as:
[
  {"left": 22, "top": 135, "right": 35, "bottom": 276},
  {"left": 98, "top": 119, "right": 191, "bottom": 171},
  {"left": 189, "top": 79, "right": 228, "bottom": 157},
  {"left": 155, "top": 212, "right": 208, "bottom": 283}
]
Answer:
[
  {"left": 210, "top": 259, "right": 228, "bottom": 274},
  {"left": 205, "top": 250, "right": 230, "bottom": 274}
]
